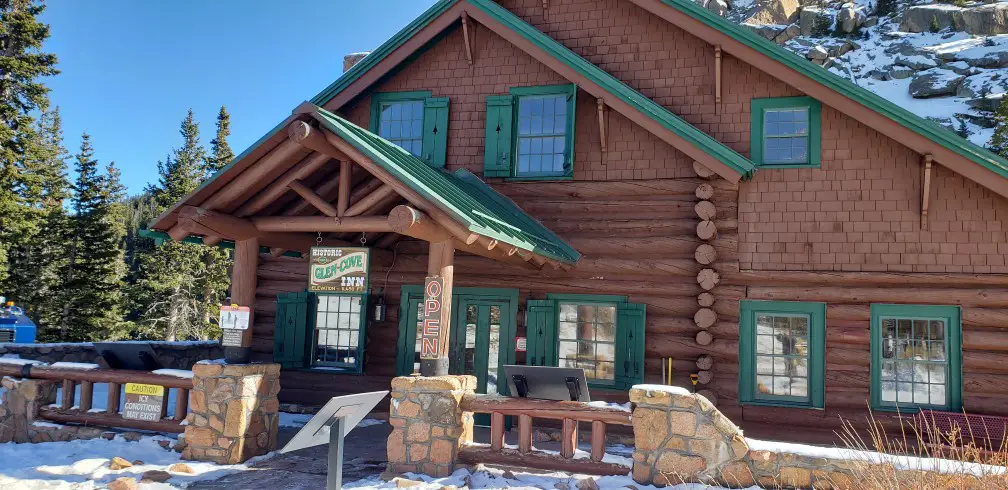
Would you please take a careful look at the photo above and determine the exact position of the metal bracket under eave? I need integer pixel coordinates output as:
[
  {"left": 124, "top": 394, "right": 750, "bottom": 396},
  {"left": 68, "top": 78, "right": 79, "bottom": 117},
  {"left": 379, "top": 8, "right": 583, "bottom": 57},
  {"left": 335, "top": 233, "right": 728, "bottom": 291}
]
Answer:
[
  {"left": 922, "top": 154, "right": 933, "bottom": 230},
  {"left": 597, "top": 98, "right": 607, "bottom": 155},
  {"left": 714, "top": 45, "right": 722, "bottom": 112},
  {"left": 462, "top": 12, "right": 475, "bottom": 66}
]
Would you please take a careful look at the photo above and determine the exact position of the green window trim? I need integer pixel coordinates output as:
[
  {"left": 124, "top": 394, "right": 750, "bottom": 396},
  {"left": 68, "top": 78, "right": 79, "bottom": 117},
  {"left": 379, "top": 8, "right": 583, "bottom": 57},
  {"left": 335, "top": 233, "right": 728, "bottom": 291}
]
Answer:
[
  {"left": 750, "top": 96, "right": 821, "bottom": 169},
  {"left": 483, "top": 84, "right": 577, "bottom": 181},
  {"left": 527, "top": 293, "right": 645, "bottom": 391},
  {"left": 370, "top": 90, "right": 450, "bottom": 168},
  {"left": 870, "top": 304, "right": 962, "bottom": 413},
  {"left": 273, "top": 290, "right": 370, "bottom": 374},
  {"left": 739, "top": 300, "right": 825, "bottom": 409}
]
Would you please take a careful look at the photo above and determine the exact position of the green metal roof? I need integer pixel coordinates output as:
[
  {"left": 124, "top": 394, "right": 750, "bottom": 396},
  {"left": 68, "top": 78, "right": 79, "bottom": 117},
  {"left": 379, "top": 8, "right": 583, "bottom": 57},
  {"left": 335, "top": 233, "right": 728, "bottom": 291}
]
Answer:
[
  {"left": 309, "top": 105, "right": 582, "bottom": 264},
  {"left": 652, "top": 0, "right": 1008, "bottom": 181},
  {"left": 465, "top": 0, "right": 756, "bottom": 179}
]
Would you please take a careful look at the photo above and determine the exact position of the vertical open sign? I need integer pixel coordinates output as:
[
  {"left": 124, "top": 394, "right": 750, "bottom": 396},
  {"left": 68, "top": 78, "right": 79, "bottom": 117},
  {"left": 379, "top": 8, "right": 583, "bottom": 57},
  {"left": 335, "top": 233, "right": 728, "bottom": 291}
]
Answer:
[{"left": 420, "top": 276, "right": 444, "bottom": 359}]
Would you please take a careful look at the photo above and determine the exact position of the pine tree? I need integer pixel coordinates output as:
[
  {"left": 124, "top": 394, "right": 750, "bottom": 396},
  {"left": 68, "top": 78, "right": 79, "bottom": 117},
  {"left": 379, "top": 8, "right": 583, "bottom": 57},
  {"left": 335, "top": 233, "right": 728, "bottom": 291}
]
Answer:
[
  {"left": 0, "top": 0, "right": 59, "bottom": 287},
  {"left": 206, "top": 106, "right": 233, "bottom": 174},
  {"left": 60, "top": 134, "right": 126, "bottom": 341},
  {"left": 990, "top": 97, "right": 1008, "bottom": 159},
  {"left": 133, "top": 110, "right": 228, "bottom": 340},
  {"left": 6, "top": 108, "right": 69, "bottom": 337}
]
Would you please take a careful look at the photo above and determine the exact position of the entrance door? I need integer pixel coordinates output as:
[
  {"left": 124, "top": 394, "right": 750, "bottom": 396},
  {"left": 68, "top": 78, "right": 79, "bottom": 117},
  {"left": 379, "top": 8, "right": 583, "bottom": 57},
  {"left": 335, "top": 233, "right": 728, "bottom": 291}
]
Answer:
[
  {"left": 451, "top": 298, "right": 513, "bottom": 397},
  {"left": 396, "top": 287, "right": 518, "bottom": 392}
]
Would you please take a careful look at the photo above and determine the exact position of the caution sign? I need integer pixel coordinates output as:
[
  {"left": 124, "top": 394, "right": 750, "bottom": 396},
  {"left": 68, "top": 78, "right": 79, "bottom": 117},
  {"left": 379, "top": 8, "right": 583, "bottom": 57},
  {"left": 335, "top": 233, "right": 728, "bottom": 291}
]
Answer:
[{"left": 123, "top": 383, "right": 164, "bottom": 421}]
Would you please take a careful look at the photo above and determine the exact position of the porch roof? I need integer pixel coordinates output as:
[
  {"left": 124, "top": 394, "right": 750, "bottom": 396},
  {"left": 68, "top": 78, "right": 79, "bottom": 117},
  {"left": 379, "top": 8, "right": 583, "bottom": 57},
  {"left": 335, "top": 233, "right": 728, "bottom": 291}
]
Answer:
[{"left": 310, "top": 106, "right": 581, "bottom": 264}]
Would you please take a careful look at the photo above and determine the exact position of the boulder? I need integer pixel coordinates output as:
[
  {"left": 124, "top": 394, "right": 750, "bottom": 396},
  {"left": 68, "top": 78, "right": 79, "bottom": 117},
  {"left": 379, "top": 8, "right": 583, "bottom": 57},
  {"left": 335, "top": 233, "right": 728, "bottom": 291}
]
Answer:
[
  {"left": 903, "top": 4, "right": 1008, "bottom": 35},
  {"left": 774, "top": 24, "right": 802, "bottom": 44},
  {"left": 744, "top": 23, "right": 781, "bottom": 40},
  {"left": 869, "top": 69, "right": 890, "bottom": 81},
  {"left": 107, "top": 478, "right": 138, "bottom": 490},
  {"left": 887, "top": 65, "right": 916, "bottom": 80},
  {"left": 707, "top": 0, "right": 729, "bottom": 17},
  {"left": 807, "top": 45, "right": 830, "bottom": 61},
  {"left": 961, "top": 4, "right": 1008, "bottom": 36},
  {"left": 956, "top": 70, "right": 1008, "bottom": 98},
  {"left": 576, "top": 478, "right": 600, "bottom": 490},
  {"left": 909, "top": 68, "right": 966, "bottom": 97},
  {"left": 967, "top": 93, "right": 1005, "bottom": 111},
  {"left": 140, "top": 470, "right": 172, "bottom": 483},
  {"left": 168, "top": 462, "right": 195, "bottom": 474},
  {"left": 944, "top": 60, "right": 976, "bottom": 75},
  {"left": 109, "top": 457, "right": 132, "bottom": 470},
  {"left": 894, "top": 54, "right": 939, "bottom": 70},
  {"left": 863, "top": 16, "right": 879, "bottom": 28},
  {"left": 837, "top": 3, "right": 861, "bottom": 33},
  {"left": 743, "top": 0, "right": 801, "bottom": 25}
]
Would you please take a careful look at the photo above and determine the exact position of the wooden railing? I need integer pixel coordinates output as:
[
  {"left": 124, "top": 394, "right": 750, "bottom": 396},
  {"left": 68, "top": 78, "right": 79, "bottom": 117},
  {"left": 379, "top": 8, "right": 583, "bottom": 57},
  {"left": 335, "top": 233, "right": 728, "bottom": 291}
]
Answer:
[
  {"left": 0, "top": 363, "right": 193, "bottom": 433},
  {"left": 458, "top": 394, "right": 632, "bottom": 476}
]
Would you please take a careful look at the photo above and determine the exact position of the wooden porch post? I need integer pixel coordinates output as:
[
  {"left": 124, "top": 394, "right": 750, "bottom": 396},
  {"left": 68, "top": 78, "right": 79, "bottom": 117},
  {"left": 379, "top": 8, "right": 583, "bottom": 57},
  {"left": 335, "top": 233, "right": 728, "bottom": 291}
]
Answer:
[
  {"left": 420, "top": 240, "right": 454, "bottom": 376},
  {"left": 225, "top": 237, "right": 259, "bottom": 364}
]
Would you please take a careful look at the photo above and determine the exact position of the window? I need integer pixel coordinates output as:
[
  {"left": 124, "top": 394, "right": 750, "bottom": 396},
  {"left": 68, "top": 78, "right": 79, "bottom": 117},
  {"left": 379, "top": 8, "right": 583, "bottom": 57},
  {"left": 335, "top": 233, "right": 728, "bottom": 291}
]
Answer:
[
  {"left": 739, "top": 300, "right": 825, "bottom": 409},
  {"left": 272, "top": 291, "right": 368, "bottom": 373},
  {"left": 484, "top": 84, "right": 576, "bottom": 179},
  {"left": 370, "top": 91, "right": 450, "bottom": 168},
  {"left": 525, "top": 294, "right": 645, "bottom": 390},
  {"left": 558, "top": 302, "right": 617, "bottom": 385},
  {"left": 871, "top": 304, "right": 962, "bottom": 412},
  {"left": 312, "top": 295, "right": 365, "bottom": 370},
  {"left": 750, "top": 96, "right": 821, "bottom": 168}
]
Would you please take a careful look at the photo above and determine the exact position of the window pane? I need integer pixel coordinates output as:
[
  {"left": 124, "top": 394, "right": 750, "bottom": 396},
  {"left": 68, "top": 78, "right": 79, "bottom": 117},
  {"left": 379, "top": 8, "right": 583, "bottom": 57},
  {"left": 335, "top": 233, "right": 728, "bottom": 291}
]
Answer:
[
  {"left": 516, "top": 93, "right": 569, "bottom": 176},
  {"left": 313, "top": 295, "right": 364, "bottom": 370},
  {"left": 377, "top": 100, "right": 424, "bottom": 156},
  {"left": 558, "top": 302, "right": 617, "bottom": 384},
  {"left": 878, "top": 313, "right": 953, "bottom": 408}
]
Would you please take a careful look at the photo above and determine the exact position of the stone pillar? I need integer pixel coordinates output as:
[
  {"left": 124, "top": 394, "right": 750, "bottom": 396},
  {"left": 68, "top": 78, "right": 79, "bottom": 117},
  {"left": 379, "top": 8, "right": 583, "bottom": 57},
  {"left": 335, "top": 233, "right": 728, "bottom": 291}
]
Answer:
[
  {"left": 630, "top": 386, "right": 750, "bottom": 487},
  {"left": 183, "top": 362, "right": 280, "bottom": 464},
  {"left": 386, "top": 375, "right": 475, "bottom": 477},
  {"left": 0, "top": 376, "right": 57, "bottom": 443}
]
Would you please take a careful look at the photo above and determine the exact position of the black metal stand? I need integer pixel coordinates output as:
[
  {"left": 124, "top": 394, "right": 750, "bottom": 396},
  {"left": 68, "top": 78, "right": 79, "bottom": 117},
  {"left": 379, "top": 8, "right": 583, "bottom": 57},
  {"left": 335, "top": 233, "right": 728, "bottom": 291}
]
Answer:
[{"left": 327, "top": 415, "right": 346, "bottom": 490}]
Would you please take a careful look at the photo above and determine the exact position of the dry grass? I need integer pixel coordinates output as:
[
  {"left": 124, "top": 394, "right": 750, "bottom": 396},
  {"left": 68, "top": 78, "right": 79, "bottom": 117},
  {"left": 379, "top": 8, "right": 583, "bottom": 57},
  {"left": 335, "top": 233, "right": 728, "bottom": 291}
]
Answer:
[{"left": 832, "top": 408, "right": 1008, "bottom": 489}]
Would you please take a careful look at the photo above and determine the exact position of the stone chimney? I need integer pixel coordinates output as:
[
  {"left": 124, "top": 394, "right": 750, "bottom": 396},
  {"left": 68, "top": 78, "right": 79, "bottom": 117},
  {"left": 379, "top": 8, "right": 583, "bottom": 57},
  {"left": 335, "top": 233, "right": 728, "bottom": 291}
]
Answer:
[{"left": 344, "top": 52, "right": 371, "bottom": 73}]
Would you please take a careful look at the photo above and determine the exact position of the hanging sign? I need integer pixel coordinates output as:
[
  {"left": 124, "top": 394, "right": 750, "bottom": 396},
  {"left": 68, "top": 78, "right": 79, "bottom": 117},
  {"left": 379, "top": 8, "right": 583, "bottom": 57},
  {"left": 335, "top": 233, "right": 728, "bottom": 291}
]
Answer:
[
  {"left": 123, "top": 383, "right": 165, "bottom": 421},
  {"left": 420, "top": 276, "right": 444, "bottom": 360},
  {"left": 309, "top": 247, "right": 370, "bottom": 293},
  {"left": 219, "top": 305, "right": 250, "bottom": 347}
]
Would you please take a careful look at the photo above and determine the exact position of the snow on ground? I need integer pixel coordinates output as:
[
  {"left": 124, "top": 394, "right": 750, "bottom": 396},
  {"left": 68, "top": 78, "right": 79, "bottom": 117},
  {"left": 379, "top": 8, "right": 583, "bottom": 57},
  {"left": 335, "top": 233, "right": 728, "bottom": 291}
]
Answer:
[
  {"left": 0, "top": 434, "right": 270, "bottom": 489},
  {"left": 345, "top": 467, "right": 759, "bottom": 490}
]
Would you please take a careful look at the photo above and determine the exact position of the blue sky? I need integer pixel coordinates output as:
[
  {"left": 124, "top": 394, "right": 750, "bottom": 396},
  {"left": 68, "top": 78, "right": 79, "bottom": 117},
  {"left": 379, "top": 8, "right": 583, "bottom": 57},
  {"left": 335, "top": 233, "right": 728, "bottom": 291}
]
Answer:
[{"left": 41, "top": 0, "right": 436, "bottom": 195}]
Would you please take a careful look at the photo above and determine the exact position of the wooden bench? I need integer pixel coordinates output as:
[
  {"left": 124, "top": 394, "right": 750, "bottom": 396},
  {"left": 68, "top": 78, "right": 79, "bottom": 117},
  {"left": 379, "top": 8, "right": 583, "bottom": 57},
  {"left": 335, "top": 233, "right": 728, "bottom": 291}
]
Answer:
[{"left": 915, "top": 409, "right": 1008, "bottom": 451}]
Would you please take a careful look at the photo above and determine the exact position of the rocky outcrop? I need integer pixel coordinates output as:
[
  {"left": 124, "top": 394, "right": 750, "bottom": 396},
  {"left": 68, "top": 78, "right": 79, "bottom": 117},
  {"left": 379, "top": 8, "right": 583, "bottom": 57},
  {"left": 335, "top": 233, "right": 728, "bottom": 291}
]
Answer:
[
  {"left": 799, "top": 7, "right": 831, "bottom": 36},
  {"left": 743, "top": 0, "right": 801, "bottom": 26},
  {"left": 902, "top": 4, "right": 1008, "bottom": 36},
  {"left": 957, "top": 70, "right": 1008, "bottom": 98},
  {"left": 910, "top": 67, "right": 967, "bottom": 97},
  {"left": 836, "top": 3, "right": 866, "bottom": 34}
]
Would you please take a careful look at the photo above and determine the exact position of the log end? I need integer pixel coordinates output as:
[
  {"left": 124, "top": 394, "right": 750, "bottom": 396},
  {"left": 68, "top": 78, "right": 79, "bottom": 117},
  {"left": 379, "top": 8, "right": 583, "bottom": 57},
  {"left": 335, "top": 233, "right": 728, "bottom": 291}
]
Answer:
[{"left": 287, "top": 120, "right": 312, "bottom": 143}]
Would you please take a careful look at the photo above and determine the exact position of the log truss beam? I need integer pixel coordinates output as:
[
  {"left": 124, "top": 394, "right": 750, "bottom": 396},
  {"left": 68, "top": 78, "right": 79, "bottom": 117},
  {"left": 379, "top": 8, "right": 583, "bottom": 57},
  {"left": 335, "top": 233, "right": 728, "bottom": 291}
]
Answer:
[
  {"left": 597, "top": 98, "right": 607, "bottom": 155},
  {"left": 288, "top": 179, "right": 340, "bottom": 217}
]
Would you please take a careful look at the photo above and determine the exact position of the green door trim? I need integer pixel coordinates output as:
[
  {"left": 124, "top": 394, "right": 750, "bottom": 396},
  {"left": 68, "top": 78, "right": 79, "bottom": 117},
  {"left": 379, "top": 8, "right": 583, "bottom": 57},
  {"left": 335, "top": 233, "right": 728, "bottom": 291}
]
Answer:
[{"left": 396, "top": 286, "right": 519, "bottom": 377}]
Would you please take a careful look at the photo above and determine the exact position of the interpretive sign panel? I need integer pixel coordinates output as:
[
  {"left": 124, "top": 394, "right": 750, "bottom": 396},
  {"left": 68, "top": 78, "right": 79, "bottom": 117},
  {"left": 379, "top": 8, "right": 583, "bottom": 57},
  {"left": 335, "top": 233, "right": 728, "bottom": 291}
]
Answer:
[
  {"left": 123, "top": 383, "right": 164, "bottom": 421},
  {"left": 309, "top": 247, "right": 370, "bottom": 293},
  {"left": 220, "top": 305, "right": 250, "bottom": 347}
]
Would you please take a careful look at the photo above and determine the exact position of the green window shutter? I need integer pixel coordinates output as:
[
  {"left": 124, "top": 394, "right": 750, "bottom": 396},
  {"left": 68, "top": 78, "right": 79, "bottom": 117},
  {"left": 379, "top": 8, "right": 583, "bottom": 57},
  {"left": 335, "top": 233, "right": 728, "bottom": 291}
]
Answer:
[
  {"left": 422, "top": 97, "right": 450, "bottom": 168},
  {"left": 484, "top": 95, "right": 514, "bottom": 177},
  {"left": 526, "top": 299, "right": 557, "bottom": 367},
  {"left": 273, "top": 292, "right": 313, "bottom": 369},
  {"left": 616, "top": 302, "right": 646, "bottom": 389}
]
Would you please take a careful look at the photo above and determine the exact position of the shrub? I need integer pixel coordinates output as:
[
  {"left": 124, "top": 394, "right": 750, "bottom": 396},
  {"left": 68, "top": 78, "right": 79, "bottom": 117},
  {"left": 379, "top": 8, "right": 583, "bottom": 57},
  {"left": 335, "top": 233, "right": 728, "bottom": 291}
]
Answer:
[
  {"left": 875, "top": 0, "right": 898, "bottom": 17},
  {"left": 833, "top": 410, "right": 1008, "bottom": 490},
  {"left": 930, "top": 15, "right": 941, "bottom": 33}
]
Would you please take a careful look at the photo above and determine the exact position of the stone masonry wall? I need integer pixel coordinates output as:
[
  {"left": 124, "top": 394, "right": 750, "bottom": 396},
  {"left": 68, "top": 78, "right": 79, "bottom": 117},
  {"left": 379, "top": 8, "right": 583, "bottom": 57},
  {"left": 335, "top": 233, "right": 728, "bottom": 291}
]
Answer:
[
  {"left": 0, "top": 341, "right": 223, "bottom": 369},
  {"left": 386, "top": 375, "right": 475, "bottom": 478},
  {"left": 183, "top": 361, "right": 280, "bottom": 464},
  {"left": 0, "top": 376, "right": 115, "bottom": 443},
  {"left": 632, "top": 385, "right": 1007, "bottom": 489}
]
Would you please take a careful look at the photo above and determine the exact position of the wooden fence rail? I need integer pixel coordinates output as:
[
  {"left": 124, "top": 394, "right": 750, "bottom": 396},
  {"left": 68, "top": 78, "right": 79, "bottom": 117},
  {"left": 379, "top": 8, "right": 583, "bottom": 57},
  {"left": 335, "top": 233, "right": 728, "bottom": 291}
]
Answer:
[
  {"left": 458, "top": 394, "right": 632, "bottom": 476},
  {"left": 0, "top": 363, "right": 193, "bottom": 434}
]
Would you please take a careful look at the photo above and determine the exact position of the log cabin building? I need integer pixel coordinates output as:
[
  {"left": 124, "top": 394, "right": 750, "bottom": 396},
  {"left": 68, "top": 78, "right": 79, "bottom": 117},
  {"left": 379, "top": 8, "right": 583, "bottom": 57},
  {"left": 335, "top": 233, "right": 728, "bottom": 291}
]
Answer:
[{"left": 148, "top": 0, "right": 1008, "bottom": 444}]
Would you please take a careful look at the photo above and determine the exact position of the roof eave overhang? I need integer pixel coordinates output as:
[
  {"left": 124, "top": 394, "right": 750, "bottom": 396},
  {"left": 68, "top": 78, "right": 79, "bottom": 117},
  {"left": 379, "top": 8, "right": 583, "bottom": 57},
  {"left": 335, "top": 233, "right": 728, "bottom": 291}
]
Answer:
[{"left": 627, "top": 0, "right": 1008, "bottom": 200}]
